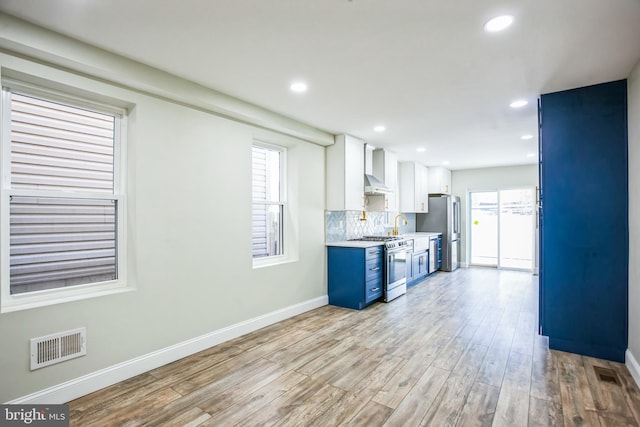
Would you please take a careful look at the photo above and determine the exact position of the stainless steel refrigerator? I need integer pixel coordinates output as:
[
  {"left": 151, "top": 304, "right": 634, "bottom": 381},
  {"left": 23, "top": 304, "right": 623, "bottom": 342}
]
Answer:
[{"left": 416, "top": 195, "right": 461, "bottom": 271}]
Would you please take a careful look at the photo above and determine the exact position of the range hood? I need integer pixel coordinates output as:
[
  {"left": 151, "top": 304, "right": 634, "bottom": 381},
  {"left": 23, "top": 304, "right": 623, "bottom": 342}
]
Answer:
[{"left": 364, "top": 174, "right": 391, "bottom": 195}]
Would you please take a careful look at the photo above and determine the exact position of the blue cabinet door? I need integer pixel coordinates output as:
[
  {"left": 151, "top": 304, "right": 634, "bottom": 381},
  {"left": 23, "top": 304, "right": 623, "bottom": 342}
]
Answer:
[
  {"left": 539, "top": 79, "right": 628, "bottom": 362},
  {"left": 408, "top": 250, "right": 428, "bottom": 286},
  {"left": 328, "top": 246, "right": 383, "bottom": 310}
]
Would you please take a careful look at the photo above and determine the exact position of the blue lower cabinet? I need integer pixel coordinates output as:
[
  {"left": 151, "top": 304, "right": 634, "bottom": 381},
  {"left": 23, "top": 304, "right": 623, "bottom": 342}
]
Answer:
[
  {"left": 328, "top": 245, "right": 384, "bottom": 310},
  {"left": 410, "top": 250, "right": 429, "bottom": 286}
]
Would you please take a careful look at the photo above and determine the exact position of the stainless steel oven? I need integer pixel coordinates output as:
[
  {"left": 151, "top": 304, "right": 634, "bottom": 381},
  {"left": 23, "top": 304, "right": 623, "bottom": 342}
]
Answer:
[{"left": 384, "top": 238, "right": 412, "bottom": 302}]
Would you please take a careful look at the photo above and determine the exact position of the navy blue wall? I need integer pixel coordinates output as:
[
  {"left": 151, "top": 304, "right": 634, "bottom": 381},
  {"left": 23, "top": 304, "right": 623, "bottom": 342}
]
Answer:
[{"left": 539, "top": 79, "right": 628, "bottom": 362}]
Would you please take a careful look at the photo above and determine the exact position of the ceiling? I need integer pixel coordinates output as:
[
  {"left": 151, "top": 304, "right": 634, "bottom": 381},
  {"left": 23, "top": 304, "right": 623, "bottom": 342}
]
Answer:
[{"left": 1, "top": 0, "right": 640, "bottom": 170}]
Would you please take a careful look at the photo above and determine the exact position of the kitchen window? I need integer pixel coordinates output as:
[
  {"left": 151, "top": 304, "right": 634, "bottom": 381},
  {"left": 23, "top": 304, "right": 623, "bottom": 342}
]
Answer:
[
  {"left": 0, "top": 82, "right": 128, "bottom": 312},
  {"left": 251, "top": 143, "right": 285, "bottom": 264}
]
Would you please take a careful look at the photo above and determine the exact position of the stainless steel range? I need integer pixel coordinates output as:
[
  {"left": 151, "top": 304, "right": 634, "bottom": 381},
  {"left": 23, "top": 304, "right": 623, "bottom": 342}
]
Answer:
[{"left": 349, "top": 236, "right": 413, "bottom": 302}]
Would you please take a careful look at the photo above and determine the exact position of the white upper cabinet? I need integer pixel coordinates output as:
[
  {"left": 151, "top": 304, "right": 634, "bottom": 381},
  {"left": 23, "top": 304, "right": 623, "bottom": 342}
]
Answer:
[
  {"left": 399, "top": 161, "right": 429, "bottom": 213},
  {"left": 326, "top": 134, "right": 365, "bottom": 211},
  {"left": 428, "top": 166, "right": 452, "bottom": 195},
  {"left": 369, "top": 149, "right": 398, "bottom": 212}
]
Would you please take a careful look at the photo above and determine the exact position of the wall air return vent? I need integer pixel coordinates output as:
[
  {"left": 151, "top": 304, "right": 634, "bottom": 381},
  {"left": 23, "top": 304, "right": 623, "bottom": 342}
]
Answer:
[{"left": 30, "top": 327, "right": 86, "bottom": 370}]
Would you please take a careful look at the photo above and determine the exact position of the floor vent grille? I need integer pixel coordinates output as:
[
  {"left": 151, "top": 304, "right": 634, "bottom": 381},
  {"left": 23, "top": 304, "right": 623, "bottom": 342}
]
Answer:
[
  {"left": 593, "top": 366, "right": 620, "bottom": 386},
  {"left": 30, "top": 327, "right": 86, "bottom": 370}
]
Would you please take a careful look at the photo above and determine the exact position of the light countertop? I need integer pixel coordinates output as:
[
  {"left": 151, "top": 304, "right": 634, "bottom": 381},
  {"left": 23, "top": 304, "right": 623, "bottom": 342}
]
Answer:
[
  {"left": 326, "top": 241, "right": 385, "bottom": 248},
  {"left": 404, "top": 232, "right": 442, "bottom": 239},
  {"left": 326, "top": 232, "right": 442, "bottom": 248}
]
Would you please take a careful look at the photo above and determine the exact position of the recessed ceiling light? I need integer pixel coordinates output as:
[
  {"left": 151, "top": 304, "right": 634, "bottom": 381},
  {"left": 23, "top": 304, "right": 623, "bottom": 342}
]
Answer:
[
  {"left": 484, "top": 15, "right": 514, "bottom": 32},
  {"left": 521, "top": 134, "right": 534, "bottom": 140},
  {"left": 510, "top": 99, "right": 528, "bottom": 108},
  {"left": 527, "top": 153, "right": 536, "bottom": 158},
  {"left": 442, "top": 160, "right": 450, "bottom": 166},
  {"left": 290, "top": 81, "right": 307, "bottom": 93},
  {"left": 373, "top": 125, "right": 386, "bottom": 132},
  {"left": 416, "top": 147, "right": 426, "bottom": 153}
]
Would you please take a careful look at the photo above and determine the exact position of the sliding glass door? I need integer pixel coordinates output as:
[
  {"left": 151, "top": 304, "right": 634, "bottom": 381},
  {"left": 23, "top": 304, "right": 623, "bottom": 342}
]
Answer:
[{"left": 470, "top": 188, "right": 535, "bottom": 270}]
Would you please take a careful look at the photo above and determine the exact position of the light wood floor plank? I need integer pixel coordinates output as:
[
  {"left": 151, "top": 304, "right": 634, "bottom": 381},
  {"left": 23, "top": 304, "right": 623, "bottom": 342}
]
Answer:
[
  {"left": 511, "top": 311, "right": 536, "bottom": 356},
  {"left": 309, "top": 354, "right": 410, "bottom": 426},
  {"left": 557, "top": 357, "right": 601, "bottom": 426},
  {"left": 80, "top": 387, "right": 182, "bottom": 427},
  {"left": 456, "top": 382, "right": 500, "bottom": 427},
  {"left": 159, "top": 407, "right": 211, "bottom": 427},
  {"left": 419, "top": 372, "right": 477, "bottom": 426},
  {"left": 346, "top": 401, "right": 393, "bottom": 426},
  {"left": 68, "top": 372, "right": 159, "bottom": 415},
  {"left": 432, "top": 323, "right": 481, "bottom": 371},
  {"left": 310, "top": 345, "right": 373, "bottom": 385},
  {"left": 145, "top": 359, "right": 286, "bottom": 425},
  {"left": 476, "top": 336, "right": 512, "bottom": 388},
  {"left": 604, "top": 360, "right": 640, "bottom": 425},
  {"left": 371, "top": 341, "right": 444, "bottom": 409},
  {"left": 528, "top": 396, "right": 563, "bottom": 427},
  {"left": 383, "top": 366, "right": 449, "bottom": 426},
  {"left": 170, "top": 355, "right": 278, "bottom": 396},
  {"left": 65, "top": 269, "right": 640, "bottom": 427},
  {"left": 294, "top": 336, "right": 362, "bottom": 376},
  {"left": 582, "top": 355, "right": 639, "bottom": 426},
  {"left": 274, "top": 383, "right": 346, "bottom": 427},
  {"left": 266, "top": 334, "right": 340, "bottom": 371},
  {"left": 492, "top": 385, "right": 530, "bottom": 427},
  {"left": 530, "top": 347, "right": 561, "bottom": 405},
  {"left": 232, "top": 376, "right": 327, "bottom": 426},
  {"left": 198, "top": 370, "right": 307, "bottom": 426},
  {"left": 503, "top": 350, "right": 533, "bottom": 394}
]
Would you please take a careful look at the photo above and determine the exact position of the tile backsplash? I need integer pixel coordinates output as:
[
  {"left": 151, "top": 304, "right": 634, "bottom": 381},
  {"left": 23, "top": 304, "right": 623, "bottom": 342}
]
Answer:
[{"left": 325, "top": 211, "right": 416, "bottom": 242}]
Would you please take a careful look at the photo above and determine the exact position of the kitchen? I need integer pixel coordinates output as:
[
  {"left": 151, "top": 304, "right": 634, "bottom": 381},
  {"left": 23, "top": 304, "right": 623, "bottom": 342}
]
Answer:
[
  {"left": 0, "top": 1, "right": 639, "bottom": 425},
  {"left": 326, "top": 135, "right": 460, "bottom": 309}
]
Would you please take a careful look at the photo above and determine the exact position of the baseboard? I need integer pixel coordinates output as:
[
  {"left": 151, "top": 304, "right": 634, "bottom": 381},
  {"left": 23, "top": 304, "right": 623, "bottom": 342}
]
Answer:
[
  {"left": 626, "top": 349, "right": 640, "bottom": 389},
  {"left": 460, "top": 262, "right": 469, "bottom": 268},
  {"left": 8, "top": 295, "right": 328, "bottom": 404}
]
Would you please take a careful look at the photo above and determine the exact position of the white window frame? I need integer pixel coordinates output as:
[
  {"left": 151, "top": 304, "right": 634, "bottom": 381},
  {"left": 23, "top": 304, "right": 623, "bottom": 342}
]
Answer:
[
  {"left": 0, "top": 79, "right": 130, "bottom": 313},
  {"left": 252, "top": 141, "right": 288, "bottom": 268}
]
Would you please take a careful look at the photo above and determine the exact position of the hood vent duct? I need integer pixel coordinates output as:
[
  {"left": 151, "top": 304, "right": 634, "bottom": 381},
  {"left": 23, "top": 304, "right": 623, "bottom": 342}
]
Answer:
[{"left": 364, "top": 174, "right": 391, "bottom": 195}]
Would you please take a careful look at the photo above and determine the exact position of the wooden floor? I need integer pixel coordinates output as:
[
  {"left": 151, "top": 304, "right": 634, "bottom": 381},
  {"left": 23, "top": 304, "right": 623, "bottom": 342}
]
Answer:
[{"left": 68, "top": 268, "right": 640, "bottom": 426}]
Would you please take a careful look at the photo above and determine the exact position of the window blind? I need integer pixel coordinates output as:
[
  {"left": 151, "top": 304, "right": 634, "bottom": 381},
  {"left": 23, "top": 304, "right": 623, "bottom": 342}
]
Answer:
[
  {"left": 252, "top": 147, "right": 269, "bottom": 258},
  {"left": 8, "top": 92, "right": 118, "bottom": 294},
  {"left": 10, "top": 93, "right": 114, "bottom": 193}
]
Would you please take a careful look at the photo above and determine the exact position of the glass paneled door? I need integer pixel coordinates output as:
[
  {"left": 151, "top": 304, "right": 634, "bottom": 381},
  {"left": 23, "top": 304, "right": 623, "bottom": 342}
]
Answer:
[
  {"left": 470, "top": 188, "right": 535, "bottom": 270},
  {"left": 499, "top": 188, "right": 535, "bottom": 269},
  {"left": 470, "top": 192, "right": 499, "bottom": 266}
]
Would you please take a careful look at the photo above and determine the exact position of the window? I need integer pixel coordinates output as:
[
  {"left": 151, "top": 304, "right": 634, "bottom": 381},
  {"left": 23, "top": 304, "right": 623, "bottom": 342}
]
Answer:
[
  {"left": 1, "top": 82, "right": 127, "bottom": 311},
  {"left": 251, "top": 143, "right": 285, "bottom": 260}
]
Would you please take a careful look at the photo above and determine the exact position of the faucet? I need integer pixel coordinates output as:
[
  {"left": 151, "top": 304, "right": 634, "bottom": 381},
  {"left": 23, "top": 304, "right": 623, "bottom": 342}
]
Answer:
[{"left": 392, "top": 213, "right": 408, "bottom": 236}]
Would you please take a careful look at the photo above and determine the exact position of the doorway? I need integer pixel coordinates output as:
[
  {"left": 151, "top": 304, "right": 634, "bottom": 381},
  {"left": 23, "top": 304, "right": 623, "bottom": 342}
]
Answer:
[{"left": 469, "top": 188, "right": 535, "bottom": 270}]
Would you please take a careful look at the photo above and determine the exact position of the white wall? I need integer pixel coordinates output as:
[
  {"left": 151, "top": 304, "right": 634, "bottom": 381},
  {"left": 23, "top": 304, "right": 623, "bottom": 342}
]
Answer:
[
  {"left": 451, "top": 165, "right": 539, "bottom": 268},
  {"left": 0, "top": 21, "right": 327, "bottom": 402},
  {"left": 628, "top": 60, "right": 640, "bottom": 378}
]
